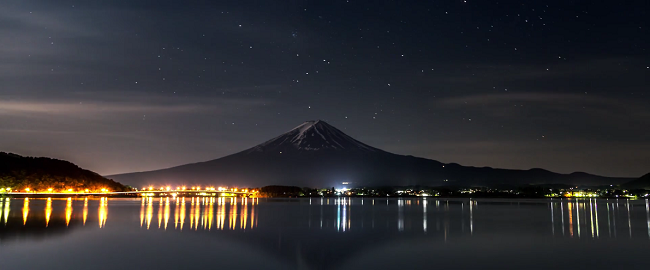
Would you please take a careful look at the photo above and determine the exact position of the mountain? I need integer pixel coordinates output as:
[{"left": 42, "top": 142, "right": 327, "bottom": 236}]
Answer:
[
  {"left": 622, "top": 173, "right": 650, "bottom": 190},
  {"left": 107, "top": 120, "right": 632, "bottom": 188},
  {"left": 0, "top": 152, "right": 129, "bottom": 192}
]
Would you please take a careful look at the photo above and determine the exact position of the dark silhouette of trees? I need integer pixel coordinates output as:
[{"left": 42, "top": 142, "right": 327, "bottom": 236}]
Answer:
[
  {"left": 0, "top": 152, "right": 129, "bottom": 192},
  {"left": 259, "top": 185, "right": 302, "bottom": 197}
]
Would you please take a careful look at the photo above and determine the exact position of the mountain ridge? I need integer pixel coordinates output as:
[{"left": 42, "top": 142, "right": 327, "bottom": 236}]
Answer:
[
  {"left": 243, "top": 120, "right": 384, "bottom": 155},
  {"left": 106, "top": 120, "right": 632, "bottom": 188},
  {"left": 622, "top": 173, "right": 650, "bottom": 190}
]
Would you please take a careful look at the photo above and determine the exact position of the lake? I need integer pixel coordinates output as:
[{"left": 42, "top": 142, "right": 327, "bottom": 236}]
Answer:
[{"left": 1, "top": 197, "right": 649, "bottom": 269}]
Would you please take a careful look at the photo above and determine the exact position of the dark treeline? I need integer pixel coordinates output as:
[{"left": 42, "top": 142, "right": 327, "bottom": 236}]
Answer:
[
  {"left": 259, "top": 185, "right": 303, "bottom": 197},
  {"left": 0, "top": 152, "right": 129, "bottom": 192},
  {"left": 256, "top": 184, "right": 649, "bottom": 198}
]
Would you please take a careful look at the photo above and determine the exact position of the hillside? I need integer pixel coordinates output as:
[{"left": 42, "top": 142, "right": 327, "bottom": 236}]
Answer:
[
  {"left": 107, "top": 120, "right": 632, "bottom": 188},
  {"left": 622, "top": 173, "right": 650, "bottom": 190},
  {"left": 0, "top": 152, "right": 129, "bottom": 192}
]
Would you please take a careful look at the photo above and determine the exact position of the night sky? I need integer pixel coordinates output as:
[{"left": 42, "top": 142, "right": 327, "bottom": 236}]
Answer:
[{"left": 1, "top": 0, "right": 648, "bottom": 177}]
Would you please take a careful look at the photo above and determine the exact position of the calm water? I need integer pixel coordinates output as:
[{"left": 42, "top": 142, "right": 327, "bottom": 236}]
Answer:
[{"left": 1, "top": 197, "right": 649, "bottom": 269}]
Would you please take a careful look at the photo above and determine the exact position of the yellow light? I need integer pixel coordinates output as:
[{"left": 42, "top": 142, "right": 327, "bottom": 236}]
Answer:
[
  {"left": 182, "top": 186, "right": 186, "bottom": 191},
  {"left": 85, "top": 189, "right": 89, "bottom": 192},
  {"left": 48, "top": 188, "right": 53, "bottom": 192},
  {"left": 68, "top": 189, "right": 73, "bottom": 192},
  {"left": 25, "top": 188, "right": 30, "bottom": 192},
  {"left": 166, "top": 187, "right": 171, "bottom": 191},
  {"left": 101, "top": 188, "right": 107, "bottom": 192}
]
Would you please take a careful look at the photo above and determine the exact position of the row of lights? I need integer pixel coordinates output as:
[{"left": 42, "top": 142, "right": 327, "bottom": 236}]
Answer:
[
  {"left": 1, "top": 188, "right": 109, "bottom": 193},
  {"left": 141, "top": 186, "right": 253, "bottom": 193}
]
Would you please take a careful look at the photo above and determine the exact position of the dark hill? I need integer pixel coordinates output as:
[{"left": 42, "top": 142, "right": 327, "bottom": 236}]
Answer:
[
  {"left": 107, "top": 120, "right": 632, "bottom": 188},
  {"left": 0, "top": 152, "right": 129, "bottom": 192},
  {"left": 622, "top": 173, "right": 650, "bottom": 190}
]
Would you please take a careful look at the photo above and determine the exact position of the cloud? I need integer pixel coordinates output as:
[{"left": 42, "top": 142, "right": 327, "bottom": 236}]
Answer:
[
  {"left": 0, "top": 94, "right": 269, "bottom": 116},
  {"left": 437, "top": 92, "right": 650, "bottom": 119},
  {"left": 436, "top": 57, "right": 642, "bottom": 84},
  {"left": 0, "top": 100, "right": 204, "bottom": 115}
]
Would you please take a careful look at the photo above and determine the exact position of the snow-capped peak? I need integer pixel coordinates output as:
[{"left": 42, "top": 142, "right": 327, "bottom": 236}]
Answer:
[{"left": 246, "top": 120, "right": 381, "bottom": 154}]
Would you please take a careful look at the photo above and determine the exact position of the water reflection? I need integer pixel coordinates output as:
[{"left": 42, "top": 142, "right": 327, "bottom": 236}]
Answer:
[
  {"left": 140, "top": 197, "right": 145, "bottom": 227},
  {"left": 2, "top": 198, "right": 9, "bottom": 225},
  {"left": 65, "top": 198, "right": 73, "bottom": 227},
  {"left": 22, "top": 198, "right": 29, "bottom": 225},
  {"left": 216, "top": 197, "right": 226, "bottom": 230},
  {"left": 164, "top": 197, "right": 170, "bottom": 230},
  {"left": 146, "top": 197, "right": 153, "bottom": 229},
  {"left": 135, "top": 197, "right": 259, "bottom": 232},
  {"left": 158, "top": 198, "right": 163, "bottom": 229},
  {"left": 469, "top": 199, "right": 474, "bottom": 235},
  {"left": 228, "top": 198, "right": 236, "bottom": 230},
  {"left": 646, "top": 199, "right": 650, "bottom": 239},
  {"left": 1, "top": 197, "right": 114, "bottom": 233},
  {"left": 2, "top": 197, "right": 650, "bottom": 241},
  {"left": 45, "top": 198, "right": 52, "bottom": 227},
  {"left": 83, "top": 198, "right": 88, "bottom": 226},
  {"left": 423, "top": 199, "right": 427, "bottom": 233},
  {"left": 98, "top": 197, "right": 108, "bottom": 228},
  {"left": 547, "top": 198, "right": 650, "bottom": 240},
  {"left": 337, "top": 197, "right": 350, "bottom": 232},
  {"left": 179, "top": 197, "right": 186, "bottom": 230}
]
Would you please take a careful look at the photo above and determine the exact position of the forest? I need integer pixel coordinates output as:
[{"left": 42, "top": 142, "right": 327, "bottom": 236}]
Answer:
[{"left": 0, "top": 152, "right": 129, "bottom": 192}]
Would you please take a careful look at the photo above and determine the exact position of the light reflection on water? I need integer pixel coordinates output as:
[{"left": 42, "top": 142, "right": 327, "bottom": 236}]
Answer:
[
  {"left": 93, "top": 197, "right": 650, "bottom": 238},
  {"left": 134, "top": 197, "right": 260, "bottom": 231},
  {"left": 45, "top": 198, "right": 52, "bottom": 227},
  {"left": 1, "top": 197, "right": 650, "bottom": 270},
  {"left": 22, "top": 198, "right": 29, "bottom": 225}
]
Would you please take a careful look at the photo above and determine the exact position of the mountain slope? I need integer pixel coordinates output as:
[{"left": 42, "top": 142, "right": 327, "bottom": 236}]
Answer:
[
  {"left": 245, "top": 120, "right": 383, "bottom": 154},
  {"left": 622, "top": 173, "right": 650, "bottom": 189},
  {"left": 0, "top": 152, "right": 129, "bottom": 192},
  {"left": 107, "top": 120, "right": 632, "bottom": 188}
]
